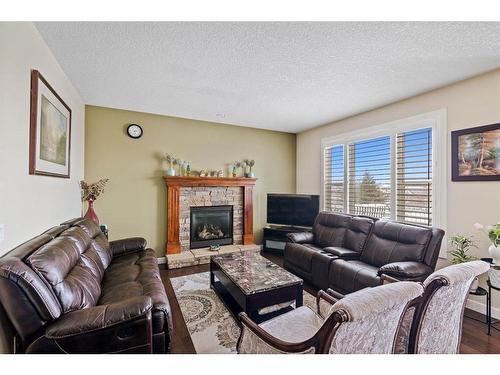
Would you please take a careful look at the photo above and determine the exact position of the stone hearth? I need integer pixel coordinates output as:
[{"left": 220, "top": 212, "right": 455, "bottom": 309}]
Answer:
[{"left": 166, "top": 244, "right": 261, "bottom": 269}]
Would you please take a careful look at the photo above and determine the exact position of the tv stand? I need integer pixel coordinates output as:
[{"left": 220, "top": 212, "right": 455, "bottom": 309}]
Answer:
[{"left": 263, "top": 225, "right": 312, "bottom": 255}]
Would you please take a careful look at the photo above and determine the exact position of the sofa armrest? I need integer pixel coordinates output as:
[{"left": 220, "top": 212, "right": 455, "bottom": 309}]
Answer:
[
  {"left": 286, "top": 232, "right": 314, "bottom": 244},
  {"left": 377, "top": 261, "right": 433, "bottom": 281},
  {"left": 47, "top": 296, "right": 152, "bottom": 338},
  {"left": 323, "top": 247, "right": 361, "bottom": 260},
  {"left": 45, "top": 296, "right": 153, "bottom": 353},
  {"left": 109, "top": 237, "right": 147, "bottom": 257}
]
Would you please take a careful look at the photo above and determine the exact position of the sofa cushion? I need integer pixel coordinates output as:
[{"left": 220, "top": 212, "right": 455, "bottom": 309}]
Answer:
[
  {"left": 75, "top": 219, "right": 113, "bottom": 269},
  {"left": 27, "top": 226, "right": 103, "bottom": 313},
  {"left": 329, "top": 260, "right": 381, "bottom": 294},
  {"left": 283, "top": 243, "right": 322, "bottom": 273},
  {"left": 99, "top": 249, "right": 171, "bottom": 335},
  {"left": 343, "top": 216, "right": 375, "bottom": 252},
  {"left": 313, "top": 212, "right": 351, "bottom": 248},
  {"left": 360, "top": 221, "right": 432, "bottom": 267}
]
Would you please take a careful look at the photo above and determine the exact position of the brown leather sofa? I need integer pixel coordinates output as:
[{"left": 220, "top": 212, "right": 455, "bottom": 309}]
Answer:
[
  {"left": 0, "top": 218, "right": 172, "bottom": 354},
  {"left": 284, "top": 212, "right": 445, "bottom": 294}
]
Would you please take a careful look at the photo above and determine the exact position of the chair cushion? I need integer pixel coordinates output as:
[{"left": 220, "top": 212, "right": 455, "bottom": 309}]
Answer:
[
  {"left": 284, "top": 243, "right": 322, "bottom": 273},
  {"left": 360, "top": 221, "right": 432, "bottom": 267},
  {"left": 99, "top": 249, "right": 171, "bottom": 334},
  {"left": 313, "top": 212, "right": 351, "bottom": 248},
  {"left": 260, "top": 306, "right": 323, "bottom": 342},
  {"left": 329, "top": 260, "right": 381, "bottom": 294}
]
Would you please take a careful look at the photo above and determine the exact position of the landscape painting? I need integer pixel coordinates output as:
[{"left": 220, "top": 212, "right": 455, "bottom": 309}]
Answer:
[
  {"left": 452, "top": 123, "right": 500, "bottom": 181},
  {"left": 40, "top": 95, "right": 68, "bottom": 165},
  {"left": 29, "top": 70, "right": 72, "bottom": 178}
]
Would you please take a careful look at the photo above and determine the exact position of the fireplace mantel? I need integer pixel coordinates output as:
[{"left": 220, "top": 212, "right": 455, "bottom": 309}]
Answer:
[{"left": 163, "top": 176, "right": 257, "bottom": 254}]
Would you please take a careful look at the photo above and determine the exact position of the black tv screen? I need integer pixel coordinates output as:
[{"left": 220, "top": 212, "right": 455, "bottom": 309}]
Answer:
[{"left": 267, "top": 194, "right": 319, "bottom": 227}]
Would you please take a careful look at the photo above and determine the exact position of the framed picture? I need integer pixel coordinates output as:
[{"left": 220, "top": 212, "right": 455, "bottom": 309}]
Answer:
[
  {"left": 29, "top": 70, "right": 71, "bottom": 178},
  {"left": 451, "top": 123, "right": 500, "bottom": 181}
]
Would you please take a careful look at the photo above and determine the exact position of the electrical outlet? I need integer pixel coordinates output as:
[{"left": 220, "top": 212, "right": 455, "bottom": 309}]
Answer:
[{"left": 0, "top": 224, "right": 4, "bottom": 243}]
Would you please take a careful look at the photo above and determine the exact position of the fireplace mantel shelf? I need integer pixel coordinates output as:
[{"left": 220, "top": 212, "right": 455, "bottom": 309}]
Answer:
[
  {"left": 163, "top": 176, "right": 257, "bottom": 255},
  {"left": 163, "top": 176, "right": 257, "bottom": 187}
]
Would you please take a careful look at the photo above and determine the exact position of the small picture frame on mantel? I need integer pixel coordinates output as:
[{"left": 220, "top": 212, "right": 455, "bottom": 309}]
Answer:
[
  {"left": 451, "top": 122, "right": 500, "bottom": 181},
  {"left": 29, "top": 69, "right": 72, "bottom": 178}
]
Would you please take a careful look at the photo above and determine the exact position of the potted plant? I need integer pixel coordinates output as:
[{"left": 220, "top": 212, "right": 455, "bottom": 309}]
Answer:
[
  {"left": 80, "top": 178, "right": 109, "bottom": 225},
  {"left": 475, "top": 222, "right": 500, "bottom": 288},
  {"left": 474, "top": 222, "right": 500, "bottom": 264},
  {"left": 245, "top": 159, "right": 255, "bottom": 178},
  {"left": 448, "top": 234, "right": 479, "bottom": 292}
]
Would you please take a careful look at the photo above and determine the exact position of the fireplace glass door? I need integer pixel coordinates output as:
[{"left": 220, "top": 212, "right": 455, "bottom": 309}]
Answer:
[{"left": 190, "top": 205, "right": 233, "bottom": 249}]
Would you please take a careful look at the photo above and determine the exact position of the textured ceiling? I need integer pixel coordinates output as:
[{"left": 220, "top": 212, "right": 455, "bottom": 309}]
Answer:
[{"left": 36, "top": 22, "right": 500, "bottom": 133}]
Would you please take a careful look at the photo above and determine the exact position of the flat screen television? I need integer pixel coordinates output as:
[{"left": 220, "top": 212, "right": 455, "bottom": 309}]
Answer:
[{"left": 267, "top": 193, "right": 319, "bottom": 227}]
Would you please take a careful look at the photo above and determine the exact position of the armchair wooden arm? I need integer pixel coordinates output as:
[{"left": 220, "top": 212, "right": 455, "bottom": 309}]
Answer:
[
  {"left": 326, "top": 288, "right": 345, "bottom": 300},
  {"left": 237, "top": 312, "right": 318, "bottom": 353},
  {"left": 380, "top": 274, "right": 400, "bottom": 285},
  {"left": 316, "top": 290, "right": 338, "bottom": 319}
]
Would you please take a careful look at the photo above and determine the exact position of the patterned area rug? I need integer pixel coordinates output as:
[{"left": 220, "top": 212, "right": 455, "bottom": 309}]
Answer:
[{"left": 170, "top": 272, "right": 318, "bottom": 354}]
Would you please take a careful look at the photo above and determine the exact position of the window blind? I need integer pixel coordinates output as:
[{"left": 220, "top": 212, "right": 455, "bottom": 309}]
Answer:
[
  {"left": 324, "top": 145, "right": 344, "bottom": 213},
  {"left": 323, "top": 126, "right": 434, "bottom": 226},
  {"left": 348, "top": 136, "right": 391, "bottom": 219},
  {"left": 396, "top": 128, "right": 432, "bottom": 225}
]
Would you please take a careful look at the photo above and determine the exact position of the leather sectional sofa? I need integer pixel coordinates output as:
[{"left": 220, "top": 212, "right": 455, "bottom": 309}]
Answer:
[
  {"left": 0, "top": 218, "right": 172, "bottom": 354},
  {"left": 284, "top": 212, "right": 445, "bottom": 294}
]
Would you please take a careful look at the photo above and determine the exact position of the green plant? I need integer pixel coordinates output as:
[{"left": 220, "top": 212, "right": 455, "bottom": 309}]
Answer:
[
  {"left": 474, "top": 222, "right": 500, "bottom": 246},
  {"left": 448, "top": 234, "right": 477, "bottom": 264}
]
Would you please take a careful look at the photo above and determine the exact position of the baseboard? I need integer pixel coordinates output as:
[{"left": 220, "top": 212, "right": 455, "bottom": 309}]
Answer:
[
  {"left": 466, "top": 297, "right": 500, "bottom": 320},
  {"left": 157, "top": 256, "right": 166, "bottom": 265}
]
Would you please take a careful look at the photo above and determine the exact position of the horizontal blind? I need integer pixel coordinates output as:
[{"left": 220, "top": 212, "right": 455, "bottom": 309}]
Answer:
[
  {"left": 348, "top": 136, "right": 391, "bottom": 219},
  {"left": 324, "top": 145, "right": 344, "bottom": 213},
  {"left": 396, "top": 128, "right": 432, "bottom": 226}
]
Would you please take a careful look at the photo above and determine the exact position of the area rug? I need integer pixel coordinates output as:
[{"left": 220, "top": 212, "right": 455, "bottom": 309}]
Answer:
[{"left": 170, "top": 272, "right": 319, "bottom": 354}]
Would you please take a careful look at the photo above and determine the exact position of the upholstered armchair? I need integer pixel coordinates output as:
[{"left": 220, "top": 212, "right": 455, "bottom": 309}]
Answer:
[
  {"left": 236, "top": 281, "right": 423, "bottom": 354},
  {"left": 411, "top": 260, "right": 490, "bottom": 354}
]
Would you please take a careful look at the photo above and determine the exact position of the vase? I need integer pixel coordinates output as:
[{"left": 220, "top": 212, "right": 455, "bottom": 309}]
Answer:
[
  {"left": 166, "top": 167, "right": 176, "bottom": 176},
  {"left": 84, "top": 199, "right": 99, "bottom": 225},
  {"left": 470, "top": 276, "right": 479, "bottom": 293},
  {"left": 489, "top": 245, "right": 500, "bottom": 264}
]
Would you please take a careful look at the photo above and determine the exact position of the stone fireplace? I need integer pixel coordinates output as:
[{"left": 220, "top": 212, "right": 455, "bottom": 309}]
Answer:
[{"left": 163, "top": 176, "right": 257, "bottom": 255}]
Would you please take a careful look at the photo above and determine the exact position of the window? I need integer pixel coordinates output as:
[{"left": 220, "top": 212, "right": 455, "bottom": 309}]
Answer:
[{"left": 322, "top": 110, "right": 446, "bottom": 229}]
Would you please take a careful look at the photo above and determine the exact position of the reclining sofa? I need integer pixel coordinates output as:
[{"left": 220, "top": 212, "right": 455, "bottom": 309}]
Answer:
[
  {"left": 0, "top": 218, "right": 172, "bottom": 354},
  {"left": 284, "top": 212, "right": 445, "bottom": 294}
]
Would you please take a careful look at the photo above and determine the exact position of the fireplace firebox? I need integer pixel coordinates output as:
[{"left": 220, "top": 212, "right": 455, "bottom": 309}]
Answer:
[{"left": 190, "top": 205, "right": 233, "bottom": 249}]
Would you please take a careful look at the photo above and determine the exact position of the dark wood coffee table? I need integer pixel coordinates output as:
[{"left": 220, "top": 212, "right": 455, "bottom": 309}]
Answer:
[{"left": 210, "top": 252, "right": 303, "bottom": 323}]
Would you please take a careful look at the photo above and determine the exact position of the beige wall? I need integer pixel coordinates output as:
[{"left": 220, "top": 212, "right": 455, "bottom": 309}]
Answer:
[
  {"left": 85, "top": 106, "right": 296, "bottom": 257},
  {"left": 297, "top": 69, "right": 500, "bottom": 315},
  {"left": 0, "top": 23, "right": 85, "bottom": 255}
]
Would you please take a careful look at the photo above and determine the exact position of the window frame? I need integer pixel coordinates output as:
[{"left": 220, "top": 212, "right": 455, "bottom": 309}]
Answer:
[{"left": 321, "top": 109, "right": 447, "bottom": 241}]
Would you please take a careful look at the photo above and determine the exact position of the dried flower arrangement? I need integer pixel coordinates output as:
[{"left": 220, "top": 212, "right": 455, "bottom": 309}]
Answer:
[
  {"left": 80, "top": 179, "right": 109, "bottom": 202},
  {"left": 245, "top": 159, "right": 255, "bottom": 174}
]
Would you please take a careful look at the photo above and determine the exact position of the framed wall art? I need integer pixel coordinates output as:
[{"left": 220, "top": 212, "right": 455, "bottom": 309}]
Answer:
[
  {"left": 451, "top": 122, "right": 500, "bottom": 181},
  {"left": 29, "top": 69, "right": 72, "bottom": 178}
]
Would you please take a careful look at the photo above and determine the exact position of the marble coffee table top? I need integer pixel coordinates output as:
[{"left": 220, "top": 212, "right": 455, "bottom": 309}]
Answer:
[{"left": 211, "top": 252, "right": 303, "bottom": 295}]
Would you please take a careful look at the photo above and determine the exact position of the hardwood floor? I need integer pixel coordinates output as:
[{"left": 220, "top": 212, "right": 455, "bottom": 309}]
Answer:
[{"left": 160, "top": 252, "right": 500, "bottom": 354}]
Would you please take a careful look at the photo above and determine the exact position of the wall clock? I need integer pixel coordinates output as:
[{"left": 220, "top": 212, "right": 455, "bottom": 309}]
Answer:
[{"left": 127, "top": 124, "right": 143, "bottom": 139}]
